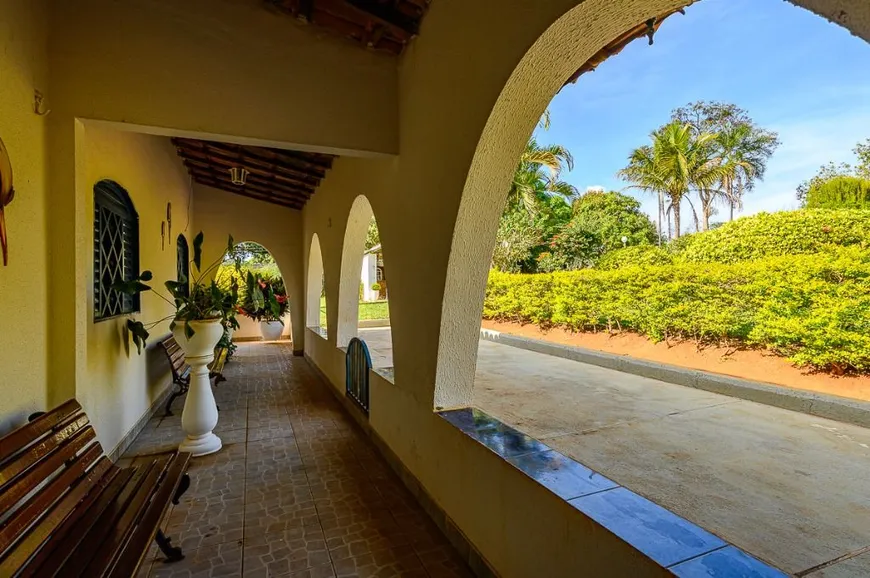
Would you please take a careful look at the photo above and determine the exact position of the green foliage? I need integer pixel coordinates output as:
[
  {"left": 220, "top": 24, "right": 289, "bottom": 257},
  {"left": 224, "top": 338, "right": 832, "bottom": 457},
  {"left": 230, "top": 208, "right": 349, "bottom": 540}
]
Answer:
[
  {"left": 485, "top": 248, "right": 870, "bottom": 372},
  {"left": 359, "top": 300, "right": 389, "bottom": 321},
  {"left": 239, "top": 273, "right": 288, "bottom": 323},
  {"left": 798, "top": 139, "right": 870, "bottom": 203},
  {"left": 597, "top": 245, "right": 674, "bottom": 270},
  {"left": 676, "top": 210, "right": 870, "bottom": 263},
  {"left": 113, "top": 233, "right": 240, "bottom": 353},
  {"left": 571, "top": 191, "right": 658, "bottom": 251},
  {"left": 365, "top": 218, "right": 380, "bottom": 250},
  {"left": 215, "top": 241, "right": 282, "bottom": 304},
  {"left": 537, "top": 220, "right": 601, "bottom": 272},
  {"left": 371, "top": 283, "right": 382, "bottom": 292},
  {"left": 804, "top": 176, "right": 870, "bottom": 209},
  {"left": 492, "top": 208, "right": 543, "bottom": 273},
  {"left": 618, "top": 121, "right": 727, "bottom": 238}
]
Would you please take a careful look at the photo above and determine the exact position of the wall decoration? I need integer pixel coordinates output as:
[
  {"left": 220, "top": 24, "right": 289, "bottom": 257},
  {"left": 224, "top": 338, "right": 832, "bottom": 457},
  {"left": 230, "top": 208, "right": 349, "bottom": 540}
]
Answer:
[
  {"left": 167, "top": 202, "right": 172, "bottom": 238},
  {"left": 33, "top": 90, "right": 51, "bottom": 117},
  {"left": 161, "top": 221, "right": 166, "bottom": 251},
  {"left": 0, "top": 136, "right": 14, "bottom": 266}
]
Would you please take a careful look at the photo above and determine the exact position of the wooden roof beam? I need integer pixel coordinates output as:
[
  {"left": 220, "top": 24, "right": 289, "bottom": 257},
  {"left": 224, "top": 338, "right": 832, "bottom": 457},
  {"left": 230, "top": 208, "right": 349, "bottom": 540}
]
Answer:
[
  {"left": 176, "top": 149, "right": 321, "bottom": 187},
  {"left": 182, "top": 160, "right": 317, "bottom": 195},
  {"left": 194, "top": 178, "right": 304, "bottom": 210},
  {"left": 187, "top": 168, "right": 313, "bottom": 203}
]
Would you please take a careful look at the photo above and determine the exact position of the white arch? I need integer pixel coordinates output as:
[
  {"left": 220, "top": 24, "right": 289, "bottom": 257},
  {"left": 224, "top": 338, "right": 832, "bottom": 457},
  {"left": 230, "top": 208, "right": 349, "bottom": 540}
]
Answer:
[
  {"left": 336, "top": 195, "right": 376, "bottom": 347},
  {"left": 306, "top": 233, "right": 325, "bottom": 330},
  {"left": 433, "top": 0, "right": 870, "bottom": 409}
]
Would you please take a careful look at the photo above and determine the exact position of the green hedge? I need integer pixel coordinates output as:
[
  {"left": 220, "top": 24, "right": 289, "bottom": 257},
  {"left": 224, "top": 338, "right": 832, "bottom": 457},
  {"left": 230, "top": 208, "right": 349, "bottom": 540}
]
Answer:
[
  {"left": 675, "top": 209, "right": 870, "bottom": 263},
  {"left": 485, "top": 248, "right": 870, "bottom": 372}
]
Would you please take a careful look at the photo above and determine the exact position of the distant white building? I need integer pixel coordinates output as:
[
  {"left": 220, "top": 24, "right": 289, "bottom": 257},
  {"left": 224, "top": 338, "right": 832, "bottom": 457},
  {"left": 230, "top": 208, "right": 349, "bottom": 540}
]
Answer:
[
  {"left": 585, "top": 185, "right": 605, "bottom": 194},
  {"left": 360, "top": 244, "right": 385, "bottom": 302}
]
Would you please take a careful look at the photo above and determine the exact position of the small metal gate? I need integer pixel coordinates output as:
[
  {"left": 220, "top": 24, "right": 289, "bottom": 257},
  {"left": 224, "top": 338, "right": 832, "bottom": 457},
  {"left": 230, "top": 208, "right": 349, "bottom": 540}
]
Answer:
[{"left": 345, "top": 338, "right": 371, "bottom": 413}]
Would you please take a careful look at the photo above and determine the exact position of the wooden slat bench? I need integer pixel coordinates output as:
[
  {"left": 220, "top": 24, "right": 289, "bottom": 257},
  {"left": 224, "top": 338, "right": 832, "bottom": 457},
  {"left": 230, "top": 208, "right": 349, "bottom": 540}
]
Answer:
[
  {"left": 160, "top": 336, "right": 228, "bottom": 417},
  {"left": 0, "top": 399, "right": 191, "bottom": 577}
]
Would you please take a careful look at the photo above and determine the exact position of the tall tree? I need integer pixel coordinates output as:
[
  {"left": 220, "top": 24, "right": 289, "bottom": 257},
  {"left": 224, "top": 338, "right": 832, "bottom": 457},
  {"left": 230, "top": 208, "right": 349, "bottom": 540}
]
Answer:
[
  {"left": 619, "top": 122, "right": 724, "bottom": 238},
  {"left": 571, "top": 191, "right": 658, "bottom": 250},
  {"left": 508, "top": 138, "right": 577, "bottom": 215},
  {"left": 672, "top": 101, "right": 780, "bottom": 221}
]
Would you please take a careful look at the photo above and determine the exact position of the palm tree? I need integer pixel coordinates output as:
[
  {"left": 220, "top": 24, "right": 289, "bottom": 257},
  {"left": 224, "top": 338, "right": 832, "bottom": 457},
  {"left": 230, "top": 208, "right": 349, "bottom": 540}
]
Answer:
[
  {"left": 508, "top": 137, "right": 577, "bottom": 216},
  {"left": 619, "top": 122, "right": 725, "bottom": 238},
  {"left": 715, "top": 124, "right": 777, "bottom": 220}
]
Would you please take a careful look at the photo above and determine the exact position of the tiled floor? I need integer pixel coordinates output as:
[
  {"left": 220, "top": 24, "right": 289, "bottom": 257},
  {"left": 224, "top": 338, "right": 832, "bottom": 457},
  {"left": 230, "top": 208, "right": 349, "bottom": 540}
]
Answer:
[{"left": 120, "top": 342, "right": 472, "bottom": 578}]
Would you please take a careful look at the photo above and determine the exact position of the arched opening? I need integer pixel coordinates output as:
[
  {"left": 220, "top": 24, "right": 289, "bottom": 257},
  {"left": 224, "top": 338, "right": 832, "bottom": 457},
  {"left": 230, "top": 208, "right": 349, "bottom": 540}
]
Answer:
[
  {"left": 435, "top": 0, "right": 870, "bottom": 408},
  {"left": 433, "top": 1, "right": 870, "bottom": 575},
  {"left": 306, "top": 233, "right": 327, "bottom": 335},
  {"left": 216, "top": 241, "right": 291, "bottom": 342},
  {"left": 336, "top": 196, "right": 393, "bottom": 365}
]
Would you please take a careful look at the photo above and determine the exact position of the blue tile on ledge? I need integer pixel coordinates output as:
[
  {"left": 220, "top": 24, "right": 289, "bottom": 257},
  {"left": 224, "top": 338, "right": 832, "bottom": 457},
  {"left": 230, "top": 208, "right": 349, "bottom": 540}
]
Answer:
[
  {"left": 569, "top": 487, "right": 726, "bottom": 568},
  {"left": 471, "top": 425, "right": 550, "bottom": 459},
  {"left": 670, "top": 546, "right": 787, "bottom": 578},
  {"left": 439, "top": 408, "right": 502, "bottom": 434},
  {"left": 439, "top": 409, "right": 549, "bottom": 458},
  {"left": 508, "top": 450, "right": 618, "bottom": 500}
]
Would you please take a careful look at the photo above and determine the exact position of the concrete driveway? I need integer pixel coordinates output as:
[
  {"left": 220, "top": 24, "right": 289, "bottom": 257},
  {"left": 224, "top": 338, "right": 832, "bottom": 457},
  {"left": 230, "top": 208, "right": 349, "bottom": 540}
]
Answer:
[{"left": 359, "top": 327, "right": 870, "bottom": 576}]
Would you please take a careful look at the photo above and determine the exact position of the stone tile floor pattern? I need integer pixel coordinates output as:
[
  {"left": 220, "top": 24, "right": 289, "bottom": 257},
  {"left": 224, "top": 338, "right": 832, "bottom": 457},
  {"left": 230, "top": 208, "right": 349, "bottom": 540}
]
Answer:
[{"left": 120, "top": 342, "right": 472, "bottom": 578}]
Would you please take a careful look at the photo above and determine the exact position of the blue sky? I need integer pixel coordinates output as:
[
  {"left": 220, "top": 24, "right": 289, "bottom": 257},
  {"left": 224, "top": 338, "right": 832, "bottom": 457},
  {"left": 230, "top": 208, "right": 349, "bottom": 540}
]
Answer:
[{"left": 535, "top": 0, "right": 870, "bottom": 228}]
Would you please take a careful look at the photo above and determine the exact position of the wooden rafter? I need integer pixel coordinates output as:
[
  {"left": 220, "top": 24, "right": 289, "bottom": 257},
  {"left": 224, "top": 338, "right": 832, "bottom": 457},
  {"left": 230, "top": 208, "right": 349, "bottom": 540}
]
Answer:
[
  {"left": 563, "top": 4, "right": 695, "bottom": 87},
  {"left": 172, "top": 138, "right": 336, "bottom": 210},
  {"left": 265, "top": 0, "right": 430, "bottom": 54}
]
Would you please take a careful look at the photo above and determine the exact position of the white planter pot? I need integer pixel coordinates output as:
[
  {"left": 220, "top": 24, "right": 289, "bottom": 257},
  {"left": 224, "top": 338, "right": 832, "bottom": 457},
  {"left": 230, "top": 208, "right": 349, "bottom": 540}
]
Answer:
[
  {"left": 172, "top": 319, "right": 224, "bottom": 456},
  {"left": 260, "top": 320, "right": 284, "bottom": 341}
]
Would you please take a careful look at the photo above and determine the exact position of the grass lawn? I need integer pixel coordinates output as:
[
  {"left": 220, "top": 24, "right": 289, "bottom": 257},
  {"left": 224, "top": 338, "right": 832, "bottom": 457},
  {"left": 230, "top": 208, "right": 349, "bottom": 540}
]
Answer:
[
  {"left": 319, "top": 297, "right": 389, "bottom": 326},
  {"left": 359, "top": 300, "right": 390, "bottom": 321}
]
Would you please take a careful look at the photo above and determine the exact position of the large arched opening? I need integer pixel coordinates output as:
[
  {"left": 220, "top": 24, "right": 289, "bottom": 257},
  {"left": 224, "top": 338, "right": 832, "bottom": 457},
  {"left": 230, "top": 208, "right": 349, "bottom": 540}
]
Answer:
[
  {"left": 430, "top": 1, "right": 870, "bottom": 574},
  {"left": 336, "top": 195, "right": 393, "bottom": 366},
  {"left": 306, "top": 233, "right": 327, "bottom": 336},
  {"left": 434, "top": 0, "right": 870, "bottom": 410},
  {"left": 216, "top": 241, "right": 292, "bottom": 342}
]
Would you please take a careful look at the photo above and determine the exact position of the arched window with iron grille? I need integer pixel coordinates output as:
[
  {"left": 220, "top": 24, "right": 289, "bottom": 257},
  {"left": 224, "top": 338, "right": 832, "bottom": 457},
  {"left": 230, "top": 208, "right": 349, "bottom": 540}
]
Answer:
[{"left": 93, "top": 180, "right": 139, "bottom": 321}]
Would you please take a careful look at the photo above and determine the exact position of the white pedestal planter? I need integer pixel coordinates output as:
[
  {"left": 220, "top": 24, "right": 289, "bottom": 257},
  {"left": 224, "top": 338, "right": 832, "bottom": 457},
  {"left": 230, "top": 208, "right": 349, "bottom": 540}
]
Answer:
[
  {"left": 260, "top": 320, "right": 284, "bottom": 341},
  {"left": 173, "top": 319, "right": 223, "bottom": 456}
]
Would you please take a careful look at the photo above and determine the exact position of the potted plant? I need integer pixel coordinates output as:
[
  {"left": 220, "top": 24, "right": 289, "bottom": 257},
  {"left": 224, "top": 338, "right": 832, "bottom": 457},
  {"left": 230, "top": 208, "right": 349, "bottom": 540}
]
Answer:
[
  {"left": 239, "top": 273, "right": 288, "bottom": 341},
  {"left": 113, "top": 232, "right": 240, "bottom": 456}
]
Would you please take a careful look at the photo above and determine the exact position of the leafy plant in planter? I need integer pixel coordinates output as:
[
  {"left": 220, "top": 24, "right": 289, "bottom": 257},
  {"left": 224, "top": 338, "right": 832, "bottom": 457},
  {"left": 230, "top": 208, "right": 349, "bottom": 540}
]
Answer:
[
  {"left": 238, "top": 274, "right": 288, "bottom": 324},
  {"left": 113, "top": 232, "right": 241, "bottom": 353}
]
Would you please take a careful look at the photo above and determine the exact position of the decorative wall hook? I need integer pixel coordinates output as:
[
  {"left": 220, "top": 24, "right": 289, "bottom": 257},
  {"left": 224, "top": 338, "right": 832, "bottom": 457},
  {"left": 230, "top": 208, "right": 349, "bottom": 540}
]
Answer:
[
  {"left": 167, "top": 202, "right": 172, "bottom": 238},
  {"left": 0, "top": 136, "right": 14, "bottom": 266},
  {"left": 161, "top": 221, "right": 166, "bottom": 251},
  {"left": 33, "top": 90, "right": 51, "bottom": 116}
]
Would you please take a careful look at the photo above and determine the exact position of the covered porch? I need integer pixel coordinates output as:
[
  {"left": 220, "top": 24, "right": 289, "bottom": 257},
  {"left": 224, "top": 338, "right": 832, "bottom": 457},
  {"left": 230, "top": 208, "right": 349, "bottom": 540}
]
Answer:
[
  {"left": 2, "top": 0, "right": 870, "bottom": 576},
  {"left": 122, "top": 342, "right": 469, "bottom": 577}
]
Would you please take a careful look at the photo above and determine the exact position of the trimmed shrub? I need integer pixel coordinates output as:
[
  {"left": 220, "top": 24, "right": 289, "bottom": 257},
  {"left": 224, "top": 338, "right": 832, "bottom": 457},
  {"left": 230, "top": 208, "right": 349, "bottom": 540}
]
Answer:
[
  {"left": 485, "top": 248, "right": 870, "bottom": 372},
  {"left": 805, "top": 176, "right": 870, "bottom": 209},
  {"left": 597, "top": 245, "right": 674, "bottom": 270},
  {"left": 677, "top": 209, "right": 870, "bottom": 263}
]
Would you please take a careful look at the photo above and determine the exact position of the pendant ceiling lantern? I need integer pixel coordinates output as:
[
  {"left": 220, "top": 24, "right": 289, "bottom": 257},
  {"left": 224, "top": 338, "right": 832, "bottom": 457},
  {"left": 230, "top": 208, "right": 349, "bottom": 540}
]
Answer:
[{"left": 228, "top": 167, "right": 249, "bottom": 186}]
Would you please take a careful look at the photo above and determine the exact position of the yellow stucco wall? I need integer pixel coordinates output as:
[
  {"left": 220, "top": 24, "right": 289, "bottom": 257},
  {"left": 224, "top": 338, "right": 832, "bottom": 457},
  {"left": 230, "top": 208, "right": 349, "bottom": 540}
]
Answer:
[
  {"left": 78, "top": 125, "right": 193, "bottom": 454},
  {"left": 301, "top": 1, "right": 870, "bottom": 575},
  {"left": 0, "top": 0, "right": 49, "bottom": 434},
  {"left": 48, "top": 0, "right": 398, "bottom": 157},
  {"left": 194, "top": 184, "right": 305, "bottom": 350},
  {"left": 1, "top": 0, "right": 868, "bottom": 574}
]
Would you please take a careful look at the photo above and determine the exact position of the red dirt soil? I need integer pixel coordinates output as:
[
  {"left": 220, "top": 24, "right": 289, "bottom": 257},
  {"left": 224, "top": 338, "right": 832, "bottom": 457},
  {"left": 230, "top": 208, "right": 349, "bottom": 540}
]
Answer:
[{"left": 481, "top": 320, "right": 870, "bottom": 403}]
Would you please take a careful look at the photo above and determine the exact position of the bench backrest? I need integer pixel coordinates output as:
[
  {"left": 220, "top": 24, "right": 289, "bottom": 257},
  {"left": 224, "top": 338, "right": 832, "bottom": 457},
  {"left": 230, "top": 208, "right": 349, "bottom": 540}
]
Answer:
[
  {"left": 160, "top": 336, "right": 190, "bottom": 381},
  {"left": 0, "top": 400, "right": 111, "bottom": 569}
]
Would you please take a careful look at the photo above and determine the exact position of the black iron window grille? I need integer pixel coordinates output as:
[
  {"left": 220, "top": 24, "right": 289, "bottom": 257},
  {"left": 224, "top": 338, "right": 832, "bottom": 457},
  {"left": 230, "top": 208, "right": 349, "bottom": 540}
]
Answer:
[{"left": 93, "top": 180, "right": 140, "bottom": 321}]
